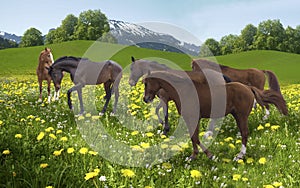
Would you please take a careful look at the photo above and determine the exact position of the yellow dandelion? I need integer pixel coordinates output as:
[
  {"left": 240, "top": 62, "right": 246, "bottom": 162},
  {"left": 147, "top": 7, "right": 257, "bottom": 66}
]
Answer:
[
  {"left": 35, "top": 117, "right": 41, "bottom": 122},
  {"left": 2, "top": 149, "right": 10, "bottom": 155},
  {"left": 237, "top": 159, "right": 244, "bottom": 165},
  {"left": 272, "top": 182, "right": 283, "bottom": 187},
  {"left": 92, "top": 115, "right": 100, "bottom": 120},
  {"left": 246, "top": 158, "right": 254, "bottom": 164},
  {"left": 190, "top": 170, "right": 202, "bottom": 179},
  {"left": 171, "top": 145, "right": 182, "bottom": 151},
  {"left": 45, "top": 127, "right": 54, "bottom": 132},
  {"left": 0, "top": 120, "right": 4, "bottom": 126},
  {"left": 49, "top": 134, "right": 57, "bottom": 139},
  {"left": 162, "top": 162, "right": 172, "bottom": 169},
  {"left": 160, "top": 144, "right": 168, "bottom": 149},
  {"left": 60, "top": 136, "right": 68, "bottom": 141},
  {"left": 257, "top": 124, "right": 264, "bottom": 130},
  {"left": 145, "top": 132, "right": 154, "bottom": 137},
  {"left": 56, "top": 130, "right": 63, "bottom": 134},
  {"left": 40, "top": 163, "right": 49, "bottom": 168},
  {"left": 121, "top": 169, "right": 135, "bottom": 178},
  {"left": 222, "top": 158, "right": 231, "bottom": 163},
  {"left": 160, "top": 134, "right": 167, "bottom": 139},
  {"left": 53, "top": 149, "right": 64, "bottom": 156},
  {"left": 41, "top": 119, "right": 46, "bottom": 124},
  {"left": 228, "top": 143, "right": 236, "bottom": 149},
  {"left": 258, "top": 157, "right": 267, "bottom": 164},
  {"left": 232, "top": 174, "right": 241, "bottom": 181},
  {"left": 199, "top": 131, "right": 205, "bottom": 136},
  {"left": 27, "top": 115, "right": 35, "bottom": 119},
  {"left": 140, "top": 142, "right": 150, "bottom": 149},
  {"left": 85, "top": 113, "right": 91, "bottom": 118},
  {"left": 46, "top": 186, "right": 53, "bottom": 188},
  {"left": 242, "top": 177, "right": 248, "bottom": 182},
  {"left": 131, "top": 130, "right": 139, "bottom": 136},
  {"left": 263, "top": 185, "right": 274, "bottom": 188},
  {"left": 88, "top": 151, "right": 98, "bottom": 156},
  {"left": 235, "top": 140, "right": 242, "bottom": 144},
  {"left": 78, "top": 115, "right": 85, "bottom": 120},
  {"left": 15, "top": 134, "right": 22, "bottom": 139},
  {"left": 130, "top": 111, "right": 137, "bottom": 116},
  {"left": 84, "top": 171, "right": 98, "bottom": 180},
  {"left": 131, "top": 145, "right": 144, "bottom": 152},
  {"left": 265, "top": 123, "right": 271, "bottom": 127},
  {"left": 79, "top": 147, "right": 89, "bottom": 154},
  {"left": 67, "top": 148, "right": 75, "bottom": 154},
  {"left": 224, "top": 137, "right": 233, "bottom": 142},
  {"left": 37, "top": 132, "right": 45, "bottom": 141},
  {"left": 271, "top": 125, "right": 280, "bottom": 131}
]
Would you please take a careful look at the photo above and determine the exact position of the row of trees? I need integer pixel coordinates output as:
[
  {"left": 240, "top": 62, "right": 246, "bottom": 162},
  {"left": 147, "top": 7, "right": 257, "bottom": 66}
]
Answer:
[
  {"left": 200, "top": 19, "right": 300, "bottom": 56},
  {"left": 0, "top": 37, "right": 18, "bottom": 49},
  {"left": 16, "top": 9, "right": 114, "bottom": 48}
]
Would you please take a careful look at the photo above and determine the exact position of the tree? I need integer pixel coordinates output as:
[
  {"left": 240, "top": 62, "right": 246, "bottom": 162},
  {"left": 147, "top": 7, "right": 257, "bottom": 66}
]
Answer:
[
  {"left": 19, "top": 28, "right": 44, "bottom": 47},
  {"left": 0, "top": 37, "right": 18, "bottom": 49},
  {"left": 74, "top": 9, "right": 109, "bottom": 40},
  {"left": 240, "top": 24, "right": 257, "bottom": 50},
  {"left": 253, "top": 19, "right": 285, "bottom": 51},
  {"left": 199, "top": 38, "right": 220, "bottom": 57},
  {"left": 219, "top": 34, "right": 239, "bottom": 55},
  {"left": 61, "top": 14, "right": 78, "bottom": 40}
]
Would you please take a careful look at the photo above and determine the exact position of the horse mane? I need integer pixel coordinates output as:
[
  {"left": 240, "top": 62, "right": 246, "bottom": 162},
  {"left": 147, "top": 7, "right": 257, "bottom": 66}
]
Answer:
[
  {"left": 53, "top": 56, "right": 90, "bottom": 65},
  {"left": 136, "top": 59, "right": 170, "bottom": 70}
]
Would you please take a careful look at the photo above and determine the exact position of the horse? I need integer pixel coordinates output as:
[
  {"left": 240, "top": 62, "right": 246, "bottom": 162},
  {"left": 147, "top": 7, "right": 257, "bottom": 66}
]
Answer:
[
  {"left": 191, "top": 59, "right": 286, "bottom": 119},
  {"left": 142, "top": 70, "right": 288, "bottom": 161},
  {"left": 47, "top": 56, "right": 122, "bottom": 115},
  {"left": 36, "top": 47, "right": 60, "bottom": 103},
  {"left": 129, "top": 56, "right": 231, "bottom": 135}
]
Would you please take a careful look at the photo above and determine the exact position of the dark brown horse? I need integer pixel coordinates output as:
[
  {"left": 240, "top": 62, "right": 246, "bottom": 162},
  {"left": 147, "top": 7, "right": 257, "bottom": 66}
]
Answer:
[
  {"left": 143, "top": 70, "right": 287, "bottom": 160},
  {"left": 48, "top": 56, "right": 122, "bottom": 115},
  {"left": 36, "top": 47, "right": 60, "bottom": 103},
  {"left": 191, "top": 59, "right": 286, "bottom": 119},
  {"left": 129, "top": 57, "right": 231, "bottom": 135}
]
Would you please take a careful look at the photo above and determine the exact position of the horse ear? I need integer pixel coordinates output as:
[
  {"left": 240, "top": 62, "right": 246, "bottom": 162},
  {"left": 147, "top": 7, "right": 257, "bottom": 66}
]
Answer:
[
  {"left": 131, "top": 56, "right": 135, "bottom": 63},
  {"left": 45, "top": 47, "right": 48, "bottom": 51}
]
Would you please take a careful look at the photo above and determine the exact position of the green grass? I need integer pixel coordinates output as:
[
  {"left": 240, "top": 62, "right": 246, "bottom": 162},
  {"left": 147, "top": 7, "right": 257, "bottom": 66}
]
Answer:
[{"left": 1, "top": 41, "right": 300, "bottom": 84}]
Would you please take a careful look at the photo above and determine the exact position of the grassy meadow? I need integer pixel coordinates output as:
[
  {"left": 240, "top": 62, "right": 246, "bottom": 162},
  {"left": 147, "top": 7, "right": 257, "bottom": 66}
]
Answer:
[{"left": 0, "top": 41, "right": 300, "bottom": 188}]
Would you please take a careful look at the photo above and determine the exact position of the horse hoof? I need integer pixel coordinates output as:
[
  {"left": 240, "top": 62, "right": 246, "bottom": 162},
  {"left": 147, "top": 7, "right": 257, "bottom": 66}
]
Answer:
[
  {"left": 203, "top": 131, "right": 213, "bottom": 139},
  {"left": 99, "top": 112, "right": 104, "bottom": 116}
]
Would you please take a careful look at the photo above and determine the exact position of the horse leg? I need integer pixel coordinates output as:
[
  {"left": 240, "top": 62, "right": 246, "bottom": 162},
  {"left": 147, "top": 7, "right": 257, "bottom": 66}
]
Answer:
[
  {"left": 188, "top": 120, "right": 213, "bottom": 160},
  {"left": 263, "top": 104, "right": 270, "bottom": 120},
  {"left": 233, "top": 114, "right": 249, "bottom": 161},
  {"left": 162, "top": 102, "right": 170, "bottom": 135},
  {"left": 156, "top": 100, "right": 164, "bottom": 125},
  {"left": 100, "top": 82, "right": 112, "bottom": 115},
  {"left": 203, "top": 118, "right": 216, "bottom": 139},
  {"left": 111, "top": 82, "right": 120, "bottom": 116},
  {"left": 47, "top": 79, "right": 51, "bottom": 103},
  {"left": 77, "top": 87, "right": 84, "bottom": 115},
  {"left": 67, "top": 83, "right": 83, "bottom": 112},
  {"left": 54, "top": 88, "right": 60, "bottom": 101},
  {"left": 38, "top": 79, "right": 43, "bottom": 102}
]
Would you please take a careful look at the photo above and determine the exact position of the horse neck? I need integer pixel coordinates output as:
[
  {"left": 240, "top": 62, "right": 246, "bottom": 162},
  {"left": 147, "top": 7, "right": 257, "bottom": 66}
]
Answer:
[
  {"left": 142, "top": 61, "right": 169, "bottom": 74},
  {"left": 53, "top": 59, "right": 78, "bottom": 73}
]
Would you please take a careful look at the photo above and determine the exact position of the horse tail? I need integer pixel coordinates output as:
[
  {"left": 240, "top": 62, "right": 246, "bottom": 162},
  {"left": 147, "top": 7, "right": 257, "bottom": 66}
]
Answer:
[
  {"left": 263, "top": 70, "right": 281, "bottom": 92},
  {"left": 250, "top": 86, "right": 288, "bottom": 115}
]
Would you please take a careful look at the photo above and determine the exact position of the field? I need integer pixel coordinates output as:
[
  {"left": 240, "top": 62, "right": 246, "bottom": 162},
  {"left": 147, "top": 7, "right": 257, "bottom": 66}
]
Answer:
[{"left": 0, "top": 41, "right": 300, "bottom": 187}]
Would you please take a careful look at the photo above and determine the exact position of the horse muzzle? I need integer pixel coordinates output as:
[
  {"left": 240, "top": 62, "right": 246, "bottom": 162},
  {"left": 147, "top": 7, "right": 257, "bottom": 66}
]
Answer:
[
  {"left": 143, "top": 96, "right": 153, "bottom": 103},
  {"left": 129, "top": 79, "right": 137, "bottom": 87}
]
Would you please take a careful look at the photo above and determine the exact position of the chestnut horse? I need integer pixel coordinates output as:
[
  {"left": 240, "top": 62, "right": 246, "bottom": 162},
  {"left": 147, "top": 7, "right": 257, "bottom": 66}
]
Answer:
[
  {"left": 48, "top": 56, "right": 122, "bottom": 115},
  {"left": 191, "top": 59, "right": 286, "bottom": 119},
  {"left": 143, "top": 70, "right": 287, "bottom": 160},
  {"left": 36, "top": 47, "right": 60, "bottom": 103},
  {"left": 129, "top": 57, "right": 231, "bottom": 135}
]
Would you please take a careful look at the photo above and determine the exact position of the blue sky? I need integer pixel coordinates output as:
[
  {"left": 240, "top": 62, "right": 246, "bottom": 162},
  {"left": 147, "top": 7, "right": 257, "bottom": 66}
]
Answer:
[{"left": 1, "top": 0, "right": 300, "bottom": 44}]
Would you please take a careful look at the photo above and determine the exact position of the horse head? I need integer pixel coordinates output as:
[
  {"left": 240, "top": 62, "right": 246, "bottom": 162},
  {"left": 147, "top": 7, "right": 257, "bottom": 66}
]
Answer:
[
  {"left": 129, "top": 56, "right": 143, "bottom": 86},
  {"left": 47, "top": 66, "right": 63, "bottom": 92},
  {"left": 40, "top": 47, "right": 54, "bottom": 65}
]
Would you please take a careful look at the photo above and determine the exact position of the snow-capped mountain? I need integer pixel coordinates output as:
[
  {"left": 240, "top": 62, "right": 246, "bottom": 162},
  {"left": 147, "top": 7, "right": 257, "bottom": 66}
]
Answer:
[
  {"left": 109, "top": 20, "right": 200, "bottom": 56},
  {"left": 0, "top": 31, "right": 21, "bottom": 43}
]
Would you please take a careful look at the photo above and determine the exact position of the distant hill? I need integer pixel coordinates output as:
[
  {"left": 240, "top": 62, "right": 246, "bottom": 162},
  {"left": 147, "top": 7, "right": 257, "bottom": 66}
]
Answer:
[
  {"left": 0, "top": 31, "right": 21, "bottom": 43},
  {"left": 0, "top": 41, "right": 299, "bottom": 84},
  {"left": 109, "top": 20, "right": 200, "bottom": 56}
]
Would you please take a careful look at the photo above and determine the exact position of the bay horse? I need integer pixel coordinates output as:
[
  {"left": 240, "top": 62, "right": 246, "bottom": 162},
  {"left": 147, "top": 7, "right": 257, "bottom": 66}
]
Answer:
[
  {"left": 142, "top": 70, "right": 288, "bottom": 161},
  {"left": 191, "top": 59, "right": 286, "bottom": 119},
  {"left": 129, "top": 56, "right": 231, "bottom": 135},
  {"left": 48, "top": 56, "right": 122, "bottom": 115},
  {"left": 36, "top": 47, "right": 60, "bottom": 103}
]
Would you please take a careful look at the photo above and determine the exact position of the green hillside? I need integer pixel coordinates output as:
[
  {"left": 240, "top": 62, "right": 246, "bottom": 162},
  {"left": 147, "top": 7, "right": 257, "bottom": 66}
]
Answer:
[{"left": 0, "top": 41, "right": 299, "bottom": 84}]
